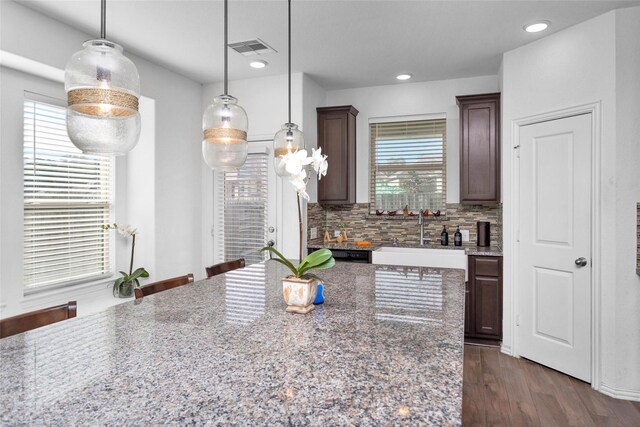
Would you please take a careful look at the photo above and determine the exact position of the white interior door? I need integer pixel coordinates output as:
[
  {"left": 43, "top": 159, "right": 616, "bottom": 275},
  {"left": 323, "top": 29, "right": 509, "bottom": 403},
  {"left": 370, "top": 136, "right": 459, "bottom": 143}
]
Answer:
[
  {"left": 518, "top": 113, "right": 592, "bottom": 382},
  {"left": 213, "top": 140, "right": 277, "bottom": 265}
]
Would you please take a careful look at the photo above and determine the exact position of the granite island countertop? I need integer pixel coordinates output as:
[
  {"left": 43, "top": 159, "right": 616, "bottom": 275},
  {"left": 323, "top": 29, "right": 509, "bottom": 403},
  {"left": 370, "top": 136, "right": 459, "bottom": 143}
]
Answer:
[
  {"left": 0, "top": 261, "right": 466, "bottom": 426},
  {"left": 308, "top": 239, "right": 502, "bottom": 256}
]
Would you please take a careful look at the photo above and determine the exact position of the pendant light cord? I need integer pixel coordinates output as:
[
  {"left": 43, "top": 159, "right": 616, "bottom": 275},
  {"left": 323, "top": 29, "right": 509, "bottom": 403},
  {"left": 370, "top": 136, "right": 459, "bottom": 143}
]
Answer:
[
  {"left": 100, "top": 0, "right": 106, "bottom": 39},
  {"left": 224, "top": 0, "right": 228, "bottom": 96},
  {"left": 288, "top": 0, "right": 291, "bottom": 124}
]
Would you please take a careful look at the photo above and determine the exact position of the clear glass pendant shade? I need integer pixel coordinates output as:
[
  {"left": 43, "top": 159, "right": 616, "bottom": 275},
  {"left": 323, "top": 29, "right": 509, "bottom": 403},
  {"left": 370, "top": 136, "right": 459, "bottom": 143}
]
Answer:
[
  {"left": 273, "top": 123, "right": 304, "bottom": 177},
  {"left": 65, "top": 39, "right": 141, "bottom": 155},
  {"left": 202, "top": 95, "right": 248, "bottom": 170}
]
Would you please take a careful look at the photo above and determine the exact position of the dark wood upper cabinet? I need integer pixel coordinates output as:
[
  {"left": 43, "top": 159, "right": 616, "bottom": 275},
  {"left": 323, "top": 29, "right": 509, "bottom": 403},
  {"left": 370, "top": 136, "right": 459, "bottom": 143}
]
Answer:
[
  {"left": 316, "top": 105, "right": 358, "bottom": 204},
  {"left": 456, "top": 93, "right": 501, "bottom": 204}
]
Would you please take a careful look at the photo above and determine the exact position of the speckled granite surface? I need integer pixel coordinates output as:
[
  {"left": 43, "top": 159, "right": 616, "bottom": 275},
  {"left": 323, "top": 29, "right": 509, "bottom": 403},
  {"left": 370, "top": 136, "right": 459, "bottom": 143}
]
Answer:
[
  {"left": 307, "top": 240, "right": 380, "bottom": 251},
  {"left": 308, "top": 239, "right": 503, "bottom": 257},
  {"left": 0, "top": 261, "right": 465, "bottom": 426},
  {"left": 464, "top": 246, "right": 503, "bottom": 257}
]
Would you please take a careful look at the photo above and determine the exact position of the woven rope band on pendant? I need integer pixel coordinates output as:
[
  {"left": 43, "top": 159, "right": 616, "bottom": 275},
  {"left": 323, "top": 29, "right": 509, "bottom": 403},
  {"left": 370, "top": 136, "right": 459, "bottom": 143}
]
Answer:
[
  {"left": 274, "top": 147, "right": 294, "bottom": 157},
  {"left": 204, "top": 128, "right": 248, "bottom": 144},
  {"left": 67, "top": 88, "right": 139, "bottom": 117}
]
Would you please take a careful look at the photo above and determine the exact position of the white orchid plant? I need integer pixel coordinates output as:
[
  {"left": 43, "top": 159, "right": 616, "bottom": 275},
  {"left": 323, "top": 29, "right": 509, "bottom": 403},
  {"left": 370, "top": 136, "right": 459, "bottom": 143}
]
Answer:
[
  {"left": 275, "top": 147, "right": 328, "bottom": 262},
  {"left": 277, "top": 147, "right": 328, "bottom": 200},
  {"left": 103, "top": 223, "right": 149, "bottom": 297}
]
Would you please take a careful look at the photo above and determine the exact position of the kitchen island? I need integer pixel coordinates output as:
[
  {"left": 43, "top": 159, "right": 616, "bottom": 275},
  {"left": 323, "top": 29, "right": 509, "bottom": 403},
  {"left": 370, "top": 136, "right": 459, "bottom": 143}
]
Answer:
[{"left": 0, "top": 261, "right": 466, "bottom": 426}]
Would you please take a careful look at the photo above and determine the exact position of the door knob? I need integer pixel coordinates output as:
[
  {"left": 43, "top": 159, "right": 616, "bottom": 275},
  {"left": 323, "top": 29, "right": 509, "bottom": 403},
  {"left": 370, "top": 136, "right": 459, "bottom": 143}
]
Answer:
[
  {"left": 267, "top": 240, "right": 275, "bottom": 247},
  {"left": 575, "top": 257, "right": 588, "bottom": 267}
]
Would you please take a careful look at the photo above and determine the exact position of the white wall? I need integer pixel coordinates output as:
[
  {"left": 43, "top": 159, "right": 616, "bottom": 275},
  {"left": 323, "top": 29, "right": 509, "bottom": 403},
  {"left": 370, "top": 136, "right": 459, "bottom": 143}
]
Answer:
[
  {"left": 0, "top": 2, "right": 203, "bottom": 316},
  {"left": 612, "top": 6, "right": 640, "bottom": 398},
  {"left": 302, "top": 74, "right": 327, "bottom": 203},
  {"left": 502, "top": 8, "right": 640, "bottom": 397},
  {"left": 324, "top": 75, "right": 499, "bottom": 204}
]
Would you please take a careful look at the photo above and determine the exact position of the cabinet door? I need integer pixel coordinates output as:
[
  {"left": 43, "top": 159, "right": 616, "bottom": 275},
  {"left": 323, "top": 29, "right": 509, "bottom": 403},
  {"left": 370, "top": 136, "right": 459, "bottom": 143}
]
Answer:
[
  {"left": 474, "top": 276, "right": 502, "bottom": 338},
  {"left": 318, "top": 114, "right": 348, "bottom": 202},
  {"left": 458, "top": 94, "right": 500, "bottom": 204},
  {"left": 317, "top": 106, "right": 357, "bottom": 204}
]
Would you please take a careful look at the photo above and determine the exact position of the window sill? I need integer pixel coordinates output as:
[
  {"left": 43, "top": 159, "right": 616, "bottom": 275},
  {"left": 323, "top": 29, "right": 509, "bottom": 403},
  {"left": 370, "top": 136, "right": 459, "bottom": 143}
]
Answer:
[{"left": 21, "top": 275, "right": 116, "bottom": 304}]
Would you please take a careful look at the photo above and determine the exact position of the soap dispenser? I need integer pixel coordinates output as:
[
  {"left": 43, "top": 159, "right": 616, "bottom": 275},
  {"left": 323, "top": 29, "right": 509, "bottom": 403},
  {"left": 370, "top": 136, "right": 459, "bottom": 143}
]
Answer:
[
  {"left": 454, "top": 226, "right": 462, "bottom": 247},
  {"left": 441, "top": 225, "right": 449, "bottom": 246}
]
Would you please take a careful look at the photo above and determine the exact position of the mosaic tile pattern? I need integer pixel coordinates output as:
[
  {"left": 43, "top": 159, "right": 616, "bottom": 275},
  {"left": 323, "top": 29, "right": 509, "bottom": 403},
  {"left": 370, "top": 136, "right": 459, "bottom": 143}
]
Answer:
[
  {"left": 0, "top": 262, "right": 466, "bottom": 426},
  {"left": 308, "top": 203, "right": 503, "bottom": 248}
]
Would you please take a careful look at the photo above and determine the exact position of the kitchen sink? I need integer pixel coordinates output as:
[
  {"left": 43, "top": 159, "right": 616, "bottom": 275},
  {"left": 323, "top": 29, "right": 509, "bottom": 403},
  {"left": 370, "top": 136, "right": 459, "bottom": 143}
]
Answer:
[{"left": 372, "top": 246, "right": 468, "bottom": 280}]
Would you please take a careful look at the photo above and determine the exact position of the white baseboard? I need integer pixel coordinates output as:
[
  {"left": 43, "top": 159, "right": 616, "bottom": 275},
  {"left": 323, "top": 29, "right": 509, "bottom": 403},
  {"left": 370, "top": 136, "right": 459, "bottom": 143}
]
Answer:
[
  {"left": 500, "top": 344, "right": 513, "bottom": 356},
  {"left": 599, "top": 383, "right": 640, "bottom": 401}
]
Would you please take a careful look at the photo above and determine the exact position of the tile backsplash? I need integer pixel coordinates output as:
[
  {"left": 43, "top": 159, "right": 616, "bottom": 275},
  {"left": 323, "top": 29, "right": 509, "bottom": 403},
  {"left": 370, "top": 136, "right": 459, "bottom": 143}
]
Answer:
[{"left": 308, "top": 203, "right": 502, "bottom": 247}]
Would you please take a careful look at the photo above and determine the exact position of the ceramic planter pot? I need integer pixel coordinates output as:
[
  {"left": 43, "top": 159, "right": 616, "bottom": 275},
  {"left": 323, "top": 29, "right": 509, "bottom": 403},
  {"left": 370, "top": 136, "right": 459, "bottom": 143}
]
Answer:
[{"left": 282, "top": 276, "right": 318, "bottom": 314}]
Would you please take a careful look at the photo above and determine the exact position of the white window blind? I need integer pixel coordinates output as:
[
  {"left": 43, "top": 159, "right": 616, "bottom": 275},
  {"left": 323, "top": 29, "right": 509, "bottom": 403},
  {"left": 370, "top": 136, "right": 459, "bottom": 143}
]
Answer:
[
  {"left": 370, "top": 119, "right": 446, "bottom": 212},
  {"left": 215, "top": 153, "right": 269, "bottom": 265},
  {"left": 23, "top": 96, "right": 113, "bottom": 290}
]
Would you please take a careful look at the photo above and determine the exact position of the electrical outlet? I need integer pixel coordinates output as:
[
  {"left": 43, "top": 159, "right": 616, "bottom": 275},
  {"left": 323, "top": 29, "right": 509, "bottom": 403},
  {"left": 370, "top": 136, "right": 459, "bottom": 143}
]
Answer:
[
  {"left": 310, "top": 227, "right": 317, "bottom": 239},
  {"left": 461, "top": 229, "right": 470, "bottom": 242},
  {"left": 334, "top": 230, "right": 341, "bottom": 237}
]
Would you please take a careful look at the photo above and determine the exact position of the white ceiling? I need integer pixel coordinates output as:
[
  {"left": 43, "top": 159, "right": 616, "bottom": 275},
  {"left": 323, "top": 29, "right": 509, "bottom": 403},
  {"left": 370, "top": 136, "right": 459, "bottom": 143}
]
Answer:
[{"left": 15, "top": 0, "right": 640, "bottom": 89}]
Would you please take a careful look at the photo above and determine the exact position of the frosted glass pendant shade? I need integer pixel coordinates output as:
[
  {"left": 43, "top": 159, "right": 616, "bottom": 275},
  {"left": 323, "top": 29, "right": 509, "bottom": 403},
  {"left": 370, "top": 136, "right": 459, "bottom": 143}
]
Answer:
[
  {"left": 202, "top": 94, "right": 248, "bottom": 170},
  {"left": 273, "top": 123, "right": 304, "bottom": 177},
  {"left": 65, "top": 39, "right": 141, "bottom": 155}
]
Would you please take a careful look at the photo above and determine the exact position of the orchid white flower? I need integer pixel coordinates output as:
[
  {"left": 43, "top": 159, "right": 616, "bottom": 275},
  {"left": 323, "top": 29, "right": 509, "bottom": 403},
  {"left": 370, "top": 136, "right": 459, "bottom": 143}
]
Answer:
[
  {"left": 124, "top": 226, "right": 137, "bottom": 237},
  {"left": 289, "top": 169, "right": 310, "bottom": 201},
  {"left": 283, "top": 149, "right": 313, "bottom": 177},
  {"left": 105, "top": 223, "right": 137, "bottom": 237},
  {"left": 310, "top": 147, "right": 328, "bottom": 180}
]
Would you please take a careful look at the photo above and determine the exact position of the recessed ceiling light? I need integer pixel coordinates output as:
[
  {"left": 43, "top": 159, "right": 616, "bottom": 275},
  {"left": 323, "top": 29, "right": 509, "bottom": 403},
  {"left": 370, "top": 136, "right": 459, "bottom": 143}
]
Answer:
[
  {"left": 249, "top": 60, "right": 268, "bottom": 69},
  {"left": 396, "top": 73, "right": 412, "bottom": 81},
  {"left": 524, "top": 21, "right": 549, "bottom": 33}
]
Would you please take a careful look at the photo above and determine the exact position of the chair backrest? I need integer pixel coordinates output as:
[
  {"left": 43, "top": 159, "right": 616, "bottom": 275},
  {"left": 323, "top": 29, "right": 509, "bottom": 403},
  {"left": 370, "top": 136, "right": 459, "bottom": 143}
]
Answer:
[
  {"left": 206, "top": 258, "right": 245, "bottom": 278},
  {"left": 134, "top": 273, "right": 195, "bottom": 299},
  {"left": 0, "top": 301, "right": 77, "bottom": 339}
]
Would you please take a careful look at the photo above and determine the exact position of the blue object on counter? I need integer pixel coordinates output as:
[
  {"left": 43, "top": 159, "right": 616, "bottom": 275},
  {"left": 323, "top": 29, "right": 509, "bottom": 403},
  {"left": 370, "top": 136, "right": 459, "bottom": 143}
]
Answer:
[{"left": 314, "top": 283, "right": 325, "bottom": 305}]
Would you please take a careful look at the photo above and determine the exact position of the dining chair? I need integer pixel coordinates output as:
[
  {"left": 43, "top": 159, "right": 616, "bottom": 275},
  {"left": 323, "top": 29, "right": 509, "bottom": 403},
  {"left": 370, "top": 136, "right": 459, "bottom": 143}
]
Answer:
[
  {"left": 205, "top": 258, "right": 245, "bottom": 278},
  {"left": 134, "top": 273, "right": 195, "bottom": 299},
  {"left": 0, "top": 301, "right": 77, "bottom": 339}
]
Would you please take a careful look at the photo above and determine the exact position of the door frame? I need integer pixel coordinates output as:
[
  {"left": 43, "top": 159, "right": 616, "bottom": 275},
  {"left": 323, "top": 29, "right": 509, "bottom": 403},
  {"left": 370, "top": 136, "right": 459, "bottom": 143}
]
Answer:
[
  {"left": 508, "top": 102, "right": 602, "bottom": 390},
  {"left": 202, "top": 134, "right": 282, "bottom": 271}
]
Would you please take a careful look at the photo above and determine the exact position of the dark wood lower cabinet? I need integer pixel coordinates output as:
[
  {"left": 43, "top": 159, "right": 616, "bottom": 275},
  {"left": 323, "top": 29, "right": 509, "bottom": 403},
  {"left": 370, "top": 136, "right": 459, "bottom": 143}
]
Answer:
[{"left": 465, "top": 255, "right": 503, "bottom": 342}]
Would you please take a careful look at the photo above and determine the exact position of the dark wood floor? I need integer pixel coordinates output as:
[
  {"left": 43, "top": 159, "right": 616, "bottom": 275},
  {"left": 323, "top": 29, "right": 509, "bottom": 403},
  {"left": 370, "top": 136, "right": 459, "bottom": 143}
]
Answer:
[{"left": 463, "top": 345, "right": 640, "bottom": 427}]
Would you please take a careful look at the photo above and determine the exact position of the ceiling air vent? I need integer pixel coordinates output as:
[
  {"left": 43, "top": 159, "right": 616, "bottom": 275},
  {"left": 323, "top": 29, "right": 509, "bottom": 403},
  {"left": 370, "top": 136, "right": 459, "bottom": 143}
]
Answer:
[{"left": 228, "top": 39, "right": 277, "bottom": 56}]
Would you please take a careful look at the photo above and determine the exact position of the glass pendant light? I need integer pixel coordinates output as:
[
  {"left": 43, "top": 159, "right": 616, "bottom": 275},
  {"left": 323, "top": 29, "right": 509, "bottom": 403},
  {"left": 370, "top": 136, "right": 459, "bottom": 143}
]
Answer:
[
  {"left": 202, "top": 0, "right": 248, "bottom": 170},
  {"left": 65, "top": 0, "right": 141, "bottom": 155},
  {"left": 273, "top": 0, "right": 304, "bottom": 177}
]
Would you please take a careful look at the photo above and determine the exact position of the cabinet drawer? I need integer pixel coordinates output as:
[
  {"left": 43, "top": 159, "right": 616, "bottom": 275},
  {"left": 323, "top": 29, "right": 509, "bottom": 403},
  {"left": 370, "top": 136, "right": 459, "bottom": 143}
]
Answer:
[{"left": 473, "top": 257, "right": 501, "bottom": 277}]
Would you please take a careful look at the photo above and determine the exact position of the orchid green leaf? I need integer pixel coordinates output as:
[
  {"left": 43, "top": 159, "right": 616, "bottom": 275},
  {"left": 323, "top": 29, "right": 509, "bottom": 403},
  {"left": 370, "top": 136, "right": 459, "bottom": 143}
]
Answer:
[{"left": 260, "top": 246, "right": 298, "bottom": 275}]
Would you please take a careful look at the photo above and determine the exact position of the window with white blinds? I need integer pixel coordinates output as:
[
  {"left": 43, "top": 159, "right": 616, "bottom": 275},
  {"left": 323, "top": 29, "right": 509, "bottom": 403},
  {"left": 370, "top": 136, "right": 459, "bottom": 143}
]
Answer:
[
  {"left": 370, "top": 119, "right": 446, "bottom": 213},
  {"left": 23, "top": 96, "right": 113, "bottom": 290},
  {"left": 215, "top": 153, "right": 269, "bottom": 266}
]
